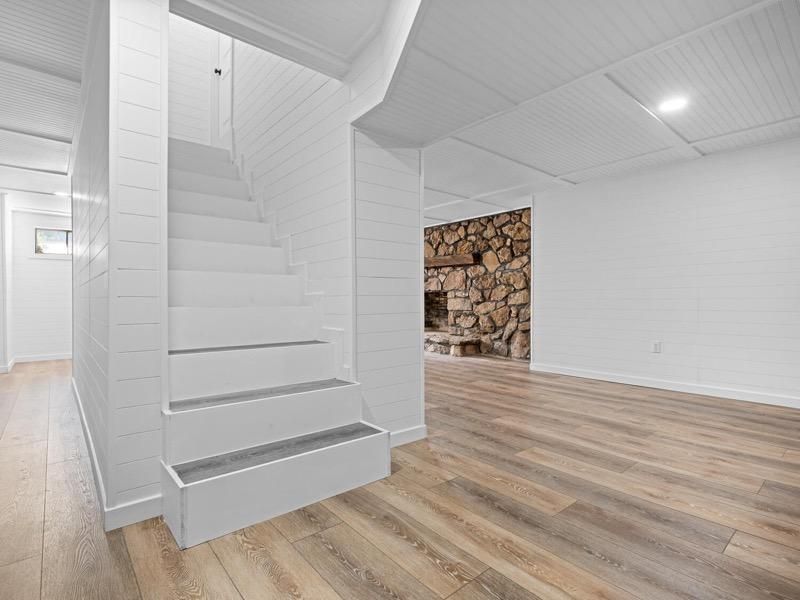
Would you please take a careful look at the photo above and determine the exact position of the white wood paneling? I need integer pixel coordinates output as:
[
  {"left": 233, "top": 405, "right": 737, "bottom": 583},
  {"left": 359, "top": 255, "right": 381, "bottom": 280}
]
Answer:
[
  {"left": 0, "top": 62, "right": 80, "bottom": 142},
  {"left": 168, "top": 13, "right": 216, "bottom": 145},
  {"left": 90, "top": 0, "right": 168, "bottom": 524},
  {"left": 0, "top": 0, "right": 90, "bottom": 82},
  {"left": 0, "top": 130, "right": 70, "bottom": 173},
  {"left": 354, "top": 130, "right": 424, "bottom": 440},
  {"left": 10, "top": 211, "right": 71, "bottom": 361},
  {"left": 234, "top": 41, "right": 355, "bottom": 369},
  {"left": 355, "top": 0, "right": 765, "bottom": 145},
  {"left": 694, "top": 119, "right": 800, "bottom": 154},
  {"left": 457, "top": 76, "right": 680, "bottom": 176},
  {"left": 425, "top": 137, "right": 553, "bottom": 197},
  {"left": 611, "top": 0, "right": 800, "bottom": 144},
  {"left": 533, "top": 137, "right": 800, "bottom": 407},
  {"left": 171, "top": 0, "right": 389, "bottom": 79},
  {"left": 72, "top": 0, "right": 112, "bottom": 509}
]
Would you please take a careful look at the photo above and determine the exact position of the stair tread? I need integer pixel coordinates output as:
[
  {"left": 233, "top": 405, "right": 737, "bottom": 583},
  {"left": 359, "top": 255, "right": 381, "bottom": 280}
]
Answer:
[
  {"left": 169, "top": 340, "right": 325, "bottom": 356},
  {"left": 173, "top": 422, "right": 381, "bottom": 484},
  {"left": 169, "top": 378, "right": 355, "bottom": 412}
]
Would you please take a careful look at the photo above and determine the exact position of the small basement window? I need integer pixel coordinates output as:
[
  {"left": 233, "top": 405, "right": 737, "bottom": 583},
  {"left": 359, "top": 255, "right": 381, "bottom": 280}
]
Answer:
[{"left": 35, "top": 228, "right": 72, "bottom": 255}]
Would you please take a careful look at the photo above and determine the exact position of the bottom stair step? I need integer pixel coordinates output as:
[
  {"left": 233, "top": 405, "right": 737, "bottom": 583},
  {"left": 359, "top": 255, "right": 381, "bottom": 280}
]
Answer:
[{"left": 162, "top": 422, "right": 390, "bottom": 548}]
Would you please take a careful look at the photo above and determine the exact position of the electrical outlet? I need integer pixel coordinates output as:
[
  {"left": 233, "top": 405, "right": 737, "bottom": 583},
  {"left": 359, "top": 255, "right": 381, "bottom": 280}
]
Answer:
[{"left": 651, "top": 341, "right": 662, "bottom": 354}]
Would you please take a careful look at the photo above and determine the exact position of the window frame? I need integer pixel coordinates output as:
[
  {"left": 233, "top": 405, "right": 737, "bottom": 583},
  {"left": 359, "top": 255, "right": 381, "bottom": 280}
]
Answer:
[{"left": 34, "top": 227, "right": 72, "bottom": 258}]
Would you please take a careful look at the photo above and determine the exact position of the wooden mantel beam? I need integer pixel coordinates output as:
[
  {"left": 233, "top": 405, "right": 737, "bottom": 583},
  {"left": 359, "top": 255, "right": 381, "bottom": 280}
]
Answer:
[{"left": 425, "top": 253, "right": 480, "bottom": 268}]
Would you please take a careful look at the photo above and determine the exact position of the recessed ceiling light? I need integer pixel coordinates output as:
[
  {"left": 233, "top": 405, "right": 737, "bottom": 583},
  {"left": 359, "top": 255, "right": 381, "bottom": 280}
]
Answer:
[{"left": 658, "top": 96, "right": 688, "bottom": 113}]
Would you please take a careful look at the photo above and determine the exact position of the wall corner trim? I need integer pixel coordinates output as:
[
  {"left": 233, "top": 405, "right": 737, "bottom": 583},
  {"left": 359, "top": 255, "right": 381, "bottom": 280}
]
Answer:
[
  {"left": 72, "top": 378, "right": 162, "bottom": 531},
  {"left": 530, "top": 362, "right": 800, "bottom": 410},
  {"left": 390, "top": 424, "right": 427, "bottom": 448}
]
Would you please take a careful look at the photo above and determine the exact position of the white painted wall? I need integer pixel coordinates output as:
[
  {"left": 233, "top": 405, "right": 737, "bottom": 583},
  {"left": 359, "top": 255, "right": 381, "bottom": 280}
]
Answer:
[
  {"left": 107, "top": 0, "right": 167, "bottom": 526},
  {"left": 532, "top": 137, "right": 800, "bottom": 408},
  {"left": 72, "top": 0, "right": 167, "bottom": 530},
  {"left": 232, "top": 31, "right": 426, "bottom": 441},
  {"left": 168, "top": 13, "right": 216, "bottom": 145},
  {"left": 9, "top": 210, "right": 72, "bottom": 362},
  {"left": 72, "top": 0, "right": 112, "bottom": 516},
  {"left": 233, "top": 42, "right": 355, "bottom": 373},
  {"left": 354, "top": 130, "right": 424, "bottom": 444}
]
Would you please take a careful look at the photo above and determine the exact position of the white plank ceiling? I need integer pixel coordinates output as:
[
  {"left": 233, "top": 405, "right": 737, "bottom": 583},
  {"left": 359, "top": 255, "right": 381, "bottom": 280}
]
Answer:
[
  {"left": 0, "top": 0, "right": 89, "bottom": 193},
  {"left": 390, "top": 0, "right": 800, "bottom": 224},
  {"left": 172, "top": 0, "right": 389, "bottom": 78}
]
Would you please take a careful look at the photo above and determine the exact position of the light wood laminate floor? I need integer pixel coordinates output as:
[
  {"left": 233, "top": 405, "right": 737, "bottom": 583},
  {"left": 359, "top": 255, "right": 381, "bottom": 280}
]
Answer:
[{"left": 1, "top": 356, "right": 799, "bottom": 599}]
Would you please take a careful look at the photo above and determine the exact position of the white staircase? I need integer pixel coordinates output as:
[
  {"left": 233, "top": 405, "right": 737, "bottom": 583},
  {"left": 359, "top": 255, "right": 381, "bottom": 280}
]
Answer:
[{"left": 161, "top": 138, "right": 390, "bottom": 549}]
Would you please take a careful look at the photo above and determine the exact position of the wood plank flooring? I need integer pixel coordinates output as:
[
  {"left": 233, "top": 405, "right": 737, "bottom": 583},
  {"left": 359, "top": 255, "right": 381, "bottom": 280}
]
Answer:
[{"left": 1, "top": 355, "right": 799, "bottom": 599}]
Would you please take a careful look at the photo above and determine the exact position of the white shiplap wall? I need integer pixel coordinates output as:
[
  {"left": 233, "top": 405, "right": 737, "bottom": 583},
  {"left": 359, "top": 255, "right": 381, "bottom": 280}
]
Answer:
[
  {"left": 354, "top": 130, "right": 424, "bottom": 444},
  {"left": 10, "top": 211, "right": 72, "bottom": 362},
  {"left": 532, "top": 137, "right": 800, "bottom": 408},
  {"left": 106, "top": 0, "right": 167, "bottom": 525},
  {"left": 233, "top": 42, "right": 355, "bottom": 371},
  {"left": 72, "top": 0, "right": 112, "bottom": 510},
  {"left": 233, "top": 37, "right": 425, "bottom": 441},
  {"left": 168, "top": 13, "right": 216, "bottom": 145},
  {"left": 73, "top": 0, "right": 166, "bottom": 530}
]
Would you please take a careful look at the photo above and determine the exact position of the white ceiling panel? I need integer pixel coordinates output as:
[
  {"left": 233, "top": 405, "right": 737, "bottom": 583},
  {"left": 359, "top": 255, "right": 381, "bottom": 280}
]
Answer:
[
  {"left": 0, "top": 0, "right": 90, "bottom": 82},
  {"left": 562, "top": 146, "right": 698, "bottom": 184},
  {"left": 0, "top": 130, "right": 70, "bottom": 173},
  {"left": 414, "top": 0, "right": 762, "bottom": 105},
  {"left": 356, "top": 0, "right": 764, "bottom": 145},
  {"left": 0, "top": 60, "right": 81, "bottom": 142},
  {"left": 424, "top": 137, "right": 553, "bottom": 198},
  {"left": 456, "top": 76, "right": 677, "bottom": 176},
  {"left": 693, "top": 118, "right": 800, "bottom": 154},
  {"left": 611, "top": 0, "right": 800, "bottom": 143}
]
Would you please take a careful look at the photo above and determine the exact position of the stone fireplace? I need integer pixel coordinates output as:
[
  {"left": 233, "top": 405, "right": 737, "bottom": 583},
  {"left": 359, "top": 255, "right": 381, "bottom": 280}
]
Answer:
[{"left": 424, "top": 208, "right": 531, "bottom": 360}]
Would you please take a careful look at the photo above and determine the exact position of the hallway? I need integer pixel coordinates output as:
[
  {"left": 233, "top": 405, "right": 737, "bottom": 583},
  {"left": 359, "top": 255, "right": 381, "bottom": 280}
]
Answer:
[{"left": 2, "top": 357, "right": 800, "bottom": 599}]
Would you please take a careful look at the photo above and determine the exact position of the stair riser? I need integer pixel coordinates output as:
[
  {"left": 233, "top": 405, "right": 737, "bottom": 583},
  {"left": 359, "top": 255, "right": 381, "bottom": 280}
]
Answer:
[
  {"left": 169, "top": 343, "right": 336, "bottom": 400},
  {"left": 168, "top": 239, "right": 287, "bottom": 274},
  {"left": 162, "top": 427, "right": 390, "bottom": 548},
  {"left": 168, "top": 151, "right": 239, "bottom": 180},
  {"left": 168, "top": 138, "right": 230, "bottom": 165},
  {"left": 169, "top": 169, "right": 250, "bottom": 199},
  {"left": 169, "top": 306, "right": 319, "bottom": 350},
  {"left": 169, "top": 213, "right": 271, "bottom": 246},
  {"left": 169, "top": 190, "right": 258, "bottom": 221},
  {"left": 164, "top": 384, "right": 362, "bottom": 463},
  {"left": 169, "top": 271, "right": 305, "bottom": 307}
]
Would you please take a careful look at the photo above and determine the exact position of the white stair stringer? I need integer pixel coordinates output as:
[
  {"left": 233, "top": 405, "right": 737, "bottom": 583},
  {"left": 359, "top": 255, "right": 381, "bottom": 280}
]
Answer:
[{"left": 164, "top": 138, "right": 389, "bottom": 549}]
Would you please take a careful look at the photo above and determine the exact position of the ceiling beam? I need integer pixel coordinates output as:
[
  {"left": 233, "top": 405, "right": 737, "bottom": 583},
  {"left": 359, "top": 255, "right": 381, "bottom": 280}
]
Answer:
[
  {"left": 170, "top": 0, "right": 351, "bottom": 79},
  {"left": 425, "top": 0, "right": 781, "bottom": 148},
  {"left": 688, "top": 115, "right": 800, "bottom": 149},
  {"left": 0, "top": 125, "right": 71, "bottom": 146}
]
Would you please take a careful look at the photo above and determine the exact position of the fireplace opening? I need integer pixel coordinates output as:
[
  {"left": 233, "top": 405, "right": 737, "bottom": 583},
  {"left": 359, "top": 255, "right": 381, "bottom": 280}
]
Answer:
[{"left": 424, "top": 291, "right": 448, "bottom": 331}]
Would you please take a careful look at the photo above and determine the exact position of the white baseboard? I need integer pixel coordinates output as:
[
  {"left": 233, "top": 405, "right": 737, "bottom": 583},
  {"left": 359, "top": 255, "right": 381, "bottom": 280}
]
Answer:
[
  {"left": 105, "top": 494, "right": 162, "bottom": 531},
  {"left": 530, "top": 362, "right": 800, "bottom": 410},
  {"left": 14, "top": 352, "right": 72, "bottom": 364},
  {"left": 390, "top": 424, "right": 427, "bottom": 447},
  {"left": 72, "top": 378, "right": 162, "bottom": 531},
  {"left": 0, "top": 358, "right": 15, "bottom": 374}
]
